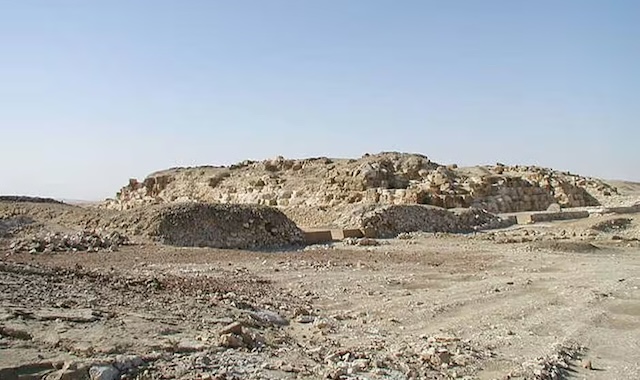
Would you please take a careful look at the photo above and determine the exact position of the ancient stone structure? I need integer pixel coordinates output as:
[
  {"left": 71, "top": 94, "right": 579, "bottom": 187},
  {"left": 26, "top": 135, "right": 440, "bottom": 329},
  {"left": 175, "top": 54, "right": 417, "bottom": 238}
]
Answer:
[
  {"left": 102, "top": 152, "right": 618, "bottom": 219},
  {"left": 1, "top": 201, "right": 304, "bottom": 250},
  {"left": 143, "top": 203, "right": 304, "bottom": 249},
  {"left": 335, "top": 205, "right": 515, "bottom": 238}
]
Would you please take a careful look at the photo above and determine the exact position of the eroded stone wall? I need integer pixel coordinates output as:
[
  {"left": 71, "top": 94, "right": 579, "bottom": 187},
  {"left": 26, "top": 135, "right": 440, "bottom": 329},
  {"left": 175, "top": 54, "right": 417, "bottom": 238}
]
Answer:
[
  {"left": 102, "top": 153, "right": 618, "bottom": 218},
  {"left": 335, "top": 204, "right": 515, "bottom": 238}
]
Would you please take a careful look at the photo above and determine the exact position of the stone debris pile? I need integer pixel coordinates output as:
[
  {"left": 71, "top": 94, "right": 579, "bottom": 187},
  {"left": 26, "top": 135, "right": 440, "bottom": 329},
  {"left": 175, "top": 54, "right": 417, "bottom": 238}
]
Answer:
[
  {"left": 519, "top": 342, "right": 585, "bottom": 380},
  {"left": 322, "top": 335, "right": 484, "bottom": 379},
  {"left": 454, "top": 207, "right": 517, "bottom": 231},
  {"left": 103, "top": 152, "right": 619, "bottom": 217},
  {"left": 336, "top": 204, "right": 515, "bottom": 238},
  {"left": 10, "top": 230, "right": 129, "bottom": 253},
  {"left": 590, "top": 217, "right": 633, "bottom": 232},
  {"left": 143, "top": 203, "right": 304, "bottom": 249}
]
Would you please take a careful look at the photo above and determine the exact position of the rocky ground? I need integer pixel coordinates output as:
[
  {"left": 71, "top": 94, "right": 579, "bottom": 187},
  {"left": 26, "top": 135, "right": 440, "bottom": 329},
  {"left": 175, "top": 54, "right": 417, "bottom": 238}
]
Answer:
[{"left": 2, "top": 206, "right": 640, "bottom": 379}]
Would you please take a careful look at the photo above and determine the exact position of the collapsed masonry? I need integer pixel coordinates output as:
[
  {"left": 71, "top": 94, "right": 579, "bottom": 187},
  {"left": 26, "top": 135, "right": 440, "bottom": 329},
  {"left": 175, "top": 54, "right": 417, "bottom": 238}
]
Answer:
[
  {"left": 139, "top": 203, "right": 304, "bottom": 249},
  {"left": 336, "top": 205, "right": 515, "bottom": 238},
  {"left": 0, "top": 201, "right": 304, "bottom": 251},
  {"left": 103, "top": 152, "right": 617, "bottom": 218},
  {"left": 2, "top": 199, "right": 518, "bottom": 251}
]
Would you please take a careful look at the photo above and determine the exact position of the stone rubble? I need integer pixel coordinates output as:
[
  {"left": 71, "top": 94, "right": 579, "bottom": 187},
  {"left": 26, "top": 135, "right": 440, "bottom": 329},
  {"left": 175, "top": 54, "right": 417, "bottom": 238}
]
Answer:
[
  {"left": 320, "top": 335, "right": 485, "bottom": 380},
  {"left": 590, "top": 217, "right": 633, "bottom": 232},
  {"left": 102, "top": 152, "right": 620, "bottom": 219},
  {"left": 143, "top": 203, "right": 304, "bottom": 249},
  {"left": 336, "top": 204, "right": 515, "bottom": 238},
  {"left": 518, "top": 342, "right": 585, "bottom": 380},
  {"left": 9, "top": 230, "right": 129, "bottom": 254}
]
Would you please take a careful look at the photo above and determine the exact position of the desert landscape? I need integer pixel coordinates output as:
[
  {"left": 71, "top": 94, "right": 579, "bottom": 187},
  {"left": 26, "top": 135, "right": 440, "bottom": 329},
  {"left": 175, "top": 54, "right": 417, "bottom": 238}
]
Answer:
[{"left": 1, "top": 152, "right": 640, "bottom": 380}]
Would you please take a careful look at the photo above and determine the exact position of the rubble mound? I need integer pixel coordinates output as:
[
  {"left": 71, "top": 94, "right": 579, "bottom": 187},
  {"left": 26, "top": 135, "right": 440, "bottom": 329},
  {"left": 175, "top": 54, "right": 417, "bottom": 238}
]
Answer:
[
  {"left": 0, "top": 200, "right": 303, "bottom": 250},
  {"left": 530, "top": 240, "right": 600, "bottom": 253},
  {"left": 10, "top": 230, "right": 129, "bottom": 253},
  {"left": 138, "top": 203, "right": 304, "bottom": 249},
  {"left": 453, "top": 208, "right": 517, "bottom": 231},
  {"left": 336, "top": 204, "right": 515, "bottom": 238},
  {"left": 590, "top": 217, "right": 633, "bottom": 232},
  {"left": 102, "top": 152, "right": 620, "bottom": 223}
]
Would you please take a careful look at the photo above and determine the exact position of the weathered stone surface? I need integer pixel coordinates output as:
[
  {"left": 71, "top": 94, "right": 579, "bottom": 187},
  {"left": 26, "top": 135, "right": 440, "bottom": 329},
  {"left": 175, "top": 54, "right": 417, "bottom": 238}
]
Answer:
[{"left": 101, "top": 152, "right": 617, "bottom": 221}]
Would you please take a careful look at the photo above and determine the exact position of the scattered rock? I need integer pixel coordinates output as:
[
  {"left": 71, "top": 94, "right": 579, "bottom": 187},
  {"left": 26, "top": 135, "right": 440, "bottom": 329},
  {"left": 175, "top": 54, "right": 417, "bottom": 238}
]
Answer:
[
  {"left": 248, "top": 309, "right": 288, "bottom": 327},
  {"left": 296, "top": 315, "right": 316, "bottom": 324},
  {"left": 591, "top": 218, "right": 633, "bottom": 232}
]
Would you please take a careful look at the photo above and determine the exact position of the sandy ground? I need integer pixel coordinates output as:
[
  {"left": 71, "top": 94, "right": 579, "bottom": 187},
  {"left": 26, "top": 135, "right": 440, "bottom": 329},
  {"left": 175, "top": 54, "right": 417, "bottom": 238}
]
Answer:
[{"left": 1, "top": 213, "right": 640, "bottom": 380}]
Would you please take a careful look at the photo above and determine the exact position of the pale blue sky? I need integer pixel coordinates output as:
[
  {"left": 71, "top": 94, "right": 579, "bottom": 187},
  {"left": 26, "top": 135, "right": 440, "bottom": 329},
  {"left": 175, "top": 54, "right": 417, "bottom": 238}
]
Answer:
[{"left": 1, "top": 1, "right": 638, "bottom": 200}]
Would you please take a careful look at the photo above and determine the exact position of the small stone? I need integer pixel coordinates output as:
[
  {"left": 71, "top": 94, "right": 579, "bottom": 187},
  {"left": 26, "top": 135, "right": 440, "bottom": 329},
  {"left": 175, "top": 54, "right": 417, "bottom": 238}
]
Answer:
[
  {"left": 313, "top": 317, "right": 334, "bottom": 330},
  {"left": 114, "top": 355, "right": 144, "bottom": 371},
  {"left": 89, "top": 365, "right": 119, "bottom": 380},
  {"left": 296, "top": 315, "right": 316, "bottom": 324},
  {"left": 240, "top": 329, "right": 266, "bottom": 349},
  {"left": 547, "top": 203, "right": 561, "bottom": 212},
  {"left": 293, "top": 307, "right": 311, "bottom": 317},
  {"left": 352, "top": 359, "right": 370, "bottom": 371},
  {"left": 430, "top": 349, "right": 451, "bottom": 366},
  {"left": 219, "top": 321, "right": 243, "bottom": 335},
  {"left": 325, "top": 367, "right": 347, "bottom": 380},
  {"left": 249, "top": 310, "right": 288, "bottom": 326},
  {"left": 219, "top": 333, "right": 245, "bottom": 349},
  {"left": 357, "top": 238, "right": 379, "bottom": 246}
]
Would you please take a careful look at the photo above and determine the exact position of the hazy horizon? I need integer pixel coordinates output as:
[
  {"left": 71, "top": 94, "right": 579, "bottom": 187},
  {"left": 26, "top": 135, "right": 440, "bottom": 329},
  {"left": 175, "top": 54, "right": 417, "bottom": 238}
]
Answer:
[{"left": 1, "top": 1, "right": 638, "bottom": 200}]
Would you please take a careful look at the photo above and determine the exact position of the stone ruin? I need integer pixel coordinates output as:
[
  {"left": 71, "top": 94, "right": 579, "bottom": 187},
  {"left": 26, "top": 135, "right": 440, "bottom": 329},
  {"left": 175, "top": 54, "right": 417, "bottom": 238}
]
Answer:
[
  {"left": 336, "top": 204, "right": 515, "bottom": 238},
  {"left": 102, "top": 152, "right": 617, "bottom": 217},
  {"left": 133, "top": 203, "right": 304, "bottom": 250}
]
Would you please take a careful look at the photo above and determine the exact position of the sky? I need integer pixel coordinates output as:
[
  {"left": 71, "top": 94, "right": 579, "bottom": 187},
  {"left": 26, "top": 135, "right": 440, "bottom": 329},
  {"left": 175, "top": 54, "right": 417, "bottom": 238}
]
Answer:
[{"left": 0, "top": 1, "right": 638, "bottom": 200}]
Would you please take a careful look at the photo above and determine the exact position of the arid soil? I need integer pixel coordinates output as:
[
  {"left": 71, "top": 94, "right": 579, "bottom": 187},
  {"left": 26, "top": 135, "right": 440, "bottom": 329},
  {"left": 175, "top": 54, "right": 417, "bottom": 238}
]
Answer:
[{"left": 2, "top": 210, "right": 640, "bottom": 380}]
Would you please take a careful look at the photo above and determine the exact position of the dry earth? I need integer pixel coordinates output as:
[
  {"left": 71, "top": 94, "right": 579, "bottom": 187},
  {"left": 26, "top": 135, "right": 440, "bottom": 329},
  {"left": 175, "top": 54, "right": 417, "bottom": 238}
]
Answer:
[{"left": 2, "top": 207, "right": 640, "bottom": 380}]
